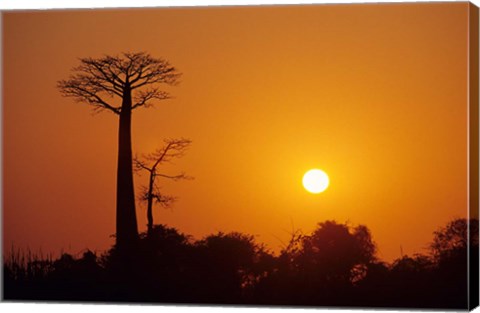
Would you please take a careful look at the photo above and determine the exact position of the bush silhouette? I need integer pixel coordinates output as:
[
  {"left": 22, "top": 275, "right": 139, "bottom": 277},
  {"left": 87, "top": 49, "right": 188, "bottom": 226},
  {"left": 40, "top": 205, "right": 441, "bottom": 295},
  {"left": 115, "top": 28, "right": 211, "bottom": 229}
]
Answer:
[{"left": 3, "top": 218, "right": 477, "bottom": 309}]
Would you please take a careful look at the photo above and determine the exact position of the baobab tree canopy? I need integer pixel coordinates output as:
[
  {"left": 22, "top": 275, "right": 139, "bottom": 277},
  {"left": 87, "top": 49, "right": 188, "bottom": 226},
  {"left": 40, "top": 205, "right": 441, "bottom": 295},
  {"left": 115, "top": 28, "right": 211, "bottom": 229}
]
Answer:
[
  {"left": 58, "top": 52, "right": 181, "bottom": 251},
  {"left": 58, "top": 52, "right": 180, "bottom": 114}
]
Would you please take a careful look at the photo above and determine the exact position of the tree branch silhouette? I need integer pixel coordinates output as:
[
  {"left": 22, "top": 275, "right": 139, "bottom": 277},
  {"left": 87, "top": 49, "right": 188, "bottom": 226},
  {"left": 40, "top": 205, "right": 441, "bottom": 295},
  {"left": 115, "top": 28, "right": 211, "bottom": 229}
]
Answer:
[{"left": 134, "top": 138, "right": 192, "bottom": 234}]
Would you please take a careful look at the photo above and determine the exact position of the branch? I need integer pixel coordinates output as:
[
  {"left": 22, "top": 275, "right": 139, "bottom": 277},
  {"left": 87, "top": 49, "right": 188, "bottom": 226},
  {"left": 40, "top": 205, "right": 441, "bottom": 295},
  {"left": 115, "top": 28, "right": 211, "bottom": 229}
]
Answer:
[
  {"left": 151, "top": 141, "right": 174, "bottom": 169},
  {"left": 144, "top": 138, "right": 192, "bottom": 168},
  {"left": 129, "top": 54, "right": 181, "bottom": 89},
  {"left": 133, "top": 156, "right": 153, "bottom": 173},
  {"left": 138, "top": 185, "right": 176, "bottom": 208},
  {"left": 77, "top": 57, "right": 125, "bottom": 90},
  {"left": 57, "top": 78, "right": 120, "bottom": 114},
  {"left": 155, "top": 172, "right": 194, "bottom": 181},
  {"left": 153, "top": 193, "right": 177, "bottom": 208},
  {"left": 76, "top": 73, "right": 123, "bottom": 97},
  {"left": 134, "top": 138, "right": 193, "bottom": 178},
  {"left": 131, "top": 88, "right": 170, "bottom": 110}
]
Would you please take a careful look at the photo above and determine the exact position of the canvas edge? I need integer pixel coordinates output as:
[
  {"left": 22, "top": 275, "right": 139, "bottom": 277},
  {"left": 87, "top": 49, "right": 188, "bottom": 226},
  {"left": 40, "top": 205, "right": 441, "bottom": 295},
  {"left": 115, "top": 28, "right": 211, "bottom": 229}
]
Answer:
[
  {"left": 0, "top": 10, "right": 5, "bottom": 303},
  {"left": 468, "top": 1, "right": 480, "bottom": 311},
  {"left": 0, "top": 2, "right": 477, "bottom": 311}
]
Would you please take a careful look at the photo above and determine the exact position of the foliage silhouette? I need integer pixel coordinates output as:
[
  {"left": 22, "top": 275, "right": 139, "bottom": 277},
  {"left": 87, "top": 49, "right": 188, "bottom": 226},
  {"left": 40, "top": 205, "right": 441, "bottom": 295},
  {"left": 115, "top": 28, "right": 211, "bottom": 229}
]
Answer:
[
  {"left": 57, "top": 52, "right": 181, "bottom": 252},
  {"left": 190, "top": 232, "right": 272, "bottom": 303},
  {"left": 431, "top": 218, "right": 479, "bottom": 259},
  {"left": 252, "top": 221, "right": 376, "bottom": 306},
  {"left": 429, "top": 218, "right": 479, "bottom": 308},
  {"left": 3, "top": 218, "right": 478, "bottom": 309}
]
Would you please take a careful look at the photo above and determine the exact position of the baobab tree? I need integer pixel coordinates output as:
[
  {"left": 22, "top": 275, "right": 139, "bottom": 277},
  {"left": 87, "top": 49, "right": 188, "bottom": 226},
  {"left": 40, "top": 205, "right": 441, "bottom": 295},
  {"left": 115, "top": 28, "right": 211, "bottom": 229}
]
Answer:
[
  {"left": 134, "top": 138, "right": 192, "bottom": 234},
  {"left": 58, "top": 52, "right": 180, "bottom": 251}
]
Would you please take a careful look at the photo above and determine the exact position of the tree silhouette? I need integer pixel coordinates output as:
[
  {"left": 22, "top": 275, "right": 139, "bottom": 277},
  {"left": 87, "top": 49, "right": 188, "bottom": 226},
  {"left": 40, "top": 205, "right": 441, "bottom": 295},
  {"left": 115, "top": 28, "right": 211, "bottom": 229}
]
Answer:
[
  {"left": 295, "top": 221, "right": 376, "bottom": 285},
  {"left": 429, "top": 218, "right": 479, "bottom": 308},
  {"left": 254, "top": 220, "right": 377, "bottom": 306},
  {"left": 430, "top": 218, "right": 479, "bottom": 260},
  {"left": 134, "top": 138, "right": 192, "bottom": 234},
  {"left": 58, "top": 52, "right": 180, "bottom": 251},
  {"left": 193, "top": 232, "right": 271, "bottom": 303}
]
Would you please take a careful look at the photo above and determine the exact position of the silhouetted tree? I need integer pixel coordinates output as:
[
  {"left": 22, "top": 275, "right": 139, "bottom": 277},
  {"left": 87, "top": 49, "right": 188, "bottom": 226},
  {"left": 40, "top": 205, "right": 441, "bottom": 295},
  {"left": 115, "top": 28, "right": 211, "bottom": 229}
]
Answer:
[
  {"left": 296, "top": 221, "right": 376, "bottom": 285},
  {"left": 430, "top": 218, "right": 479, "bottom": 260},
  {"left": 58, "top": 52, "right": 180, "bottom": 251},
  {"left": 353, "top": 260, "right": 391, "bottom": 307},
  {"left": 255, "top": 220, "right": 377, "bottom": 306},
  {"left": 134, "top": 138, "right": 192, "bottom": 234},
  {"left": 387, "top": 254, "right": 436, "bottom": 307},
  {"left": 193, "top": 232, "right": 271, "bottom": 303},
  {"left": 429, "top": 218, "right": 479, "bottom": 308}
]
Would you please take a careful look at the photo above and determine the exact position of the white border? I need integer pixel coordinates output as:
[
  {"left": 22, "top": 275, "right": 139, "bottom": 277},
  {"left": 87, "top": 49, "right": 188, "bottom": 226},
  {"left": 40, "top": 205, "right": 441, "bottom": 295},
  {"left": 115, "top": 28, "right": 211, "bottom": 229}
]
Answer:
[
  {"left": 0, "top": 0, "right": 478, "bottom": 10},
  {"left": 0, "top": 1, "right": 479, "bottom": 313}
]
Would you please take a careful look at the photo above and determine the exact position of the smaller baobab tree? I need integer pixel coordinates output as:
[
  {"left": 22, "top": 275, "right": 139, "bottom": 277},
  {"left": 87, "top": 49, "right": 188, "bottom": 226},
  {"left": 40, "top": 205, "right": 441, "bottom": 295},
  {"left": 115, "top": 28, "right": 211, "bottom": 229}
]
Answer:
[{"left": 134, "top": 138, "right": 192, "bottom": 234}]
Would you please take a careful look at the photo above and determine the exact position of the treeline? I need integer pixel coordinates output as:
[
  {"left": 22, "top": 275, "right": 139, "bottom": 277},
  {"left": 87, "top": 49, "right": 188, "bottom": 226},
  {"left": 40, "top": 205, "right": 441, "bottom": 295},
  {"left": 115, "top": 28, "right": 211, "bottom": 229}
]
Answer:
[{"left": 3, "top": 218, "right": 479, "bottom": 309}]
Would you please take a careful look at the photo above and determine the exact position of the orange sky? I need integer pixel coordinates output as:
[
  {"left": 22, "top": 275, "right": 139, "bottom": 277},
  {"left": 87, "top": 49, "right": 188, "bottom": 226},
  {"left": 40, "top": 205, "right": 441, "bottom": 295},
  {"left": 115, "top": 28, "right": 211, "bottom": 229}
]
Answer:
[{"left": 2, "top": 2, "right": 472, "bottom": 261}]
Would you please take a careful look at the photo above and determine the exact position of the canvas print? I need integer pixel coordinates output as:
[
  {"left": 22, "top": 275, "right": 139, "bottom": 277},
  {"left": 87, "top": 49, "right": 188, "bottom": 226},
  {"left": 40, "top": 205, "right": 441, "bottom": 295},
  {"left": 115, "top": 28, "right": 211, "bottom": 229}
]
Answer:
[{"left": 1, "top": 1, "right": 479, "bottom": 310}]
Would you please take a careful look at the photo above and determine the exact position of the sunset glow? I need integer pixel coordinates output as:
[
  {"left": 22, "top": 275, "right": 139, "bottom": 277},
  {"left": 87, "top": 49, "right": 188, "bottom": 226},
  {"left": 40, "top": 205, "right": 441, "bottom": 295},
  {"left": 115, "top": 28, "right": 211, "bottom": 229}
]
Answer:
[{"left": 3, "top": 3, "right": 473, "bottom": 263}]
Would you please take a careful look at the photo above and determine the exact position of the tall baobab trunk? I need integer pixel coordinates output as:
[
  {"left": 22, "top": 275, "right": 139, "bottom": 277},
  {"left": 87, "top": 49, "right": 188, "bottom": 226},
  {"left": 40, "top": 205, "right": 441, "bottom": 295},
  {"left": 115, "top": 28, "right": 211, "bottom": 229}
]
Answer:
[
  {"left": 116, "top": 85, "right": 139, "bottom": 250},
  {"left": 146, "top": 171, "right": 155, "bottom": 234}
]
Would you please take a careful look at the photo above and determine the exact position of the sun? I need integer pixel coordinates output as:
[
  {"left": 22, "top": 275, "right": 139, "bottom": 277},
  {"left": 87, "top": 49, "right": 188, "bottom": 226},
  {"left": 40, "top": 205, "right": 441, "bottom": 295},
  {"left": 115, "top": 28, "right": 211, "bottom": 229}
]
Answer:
[{"left": 302, "top": 169, "right": 329, "bottom": 194}]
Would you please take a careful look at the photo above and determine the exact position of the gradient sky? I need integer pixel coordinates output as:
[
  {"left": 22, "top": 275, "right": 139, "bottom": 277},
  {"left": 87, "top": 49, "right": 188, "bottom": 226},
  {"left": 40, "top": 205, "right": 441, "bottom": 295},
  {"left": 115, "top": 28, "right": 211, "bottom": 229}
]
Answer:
[{"left": 2, "top": 2, "right": 472, "bottom": 261}]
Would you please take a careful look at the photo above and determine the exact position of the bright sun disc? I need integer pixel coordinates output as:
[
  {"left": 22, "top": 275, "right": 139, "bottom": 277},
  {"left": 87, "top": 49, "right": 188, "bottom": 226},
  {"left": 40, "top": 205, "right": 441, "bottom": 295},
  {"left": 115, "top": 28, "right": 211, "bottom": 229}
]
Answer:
[{"left": 303, "top": 169, "right": 329, "bottom": 194}]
